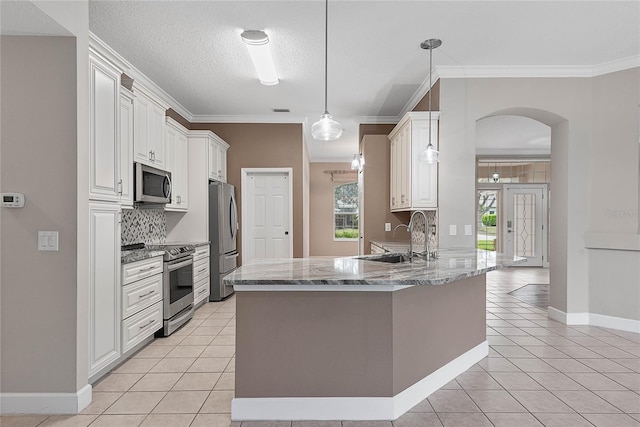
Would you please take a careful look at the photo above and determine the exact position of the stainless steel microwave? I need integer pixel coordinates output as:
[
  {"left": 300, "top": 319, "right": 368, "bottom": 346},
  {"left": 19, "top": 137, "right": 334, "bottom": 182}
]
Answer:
[{"left": 134, "top": 163, "right": 172, "bottom": 204}]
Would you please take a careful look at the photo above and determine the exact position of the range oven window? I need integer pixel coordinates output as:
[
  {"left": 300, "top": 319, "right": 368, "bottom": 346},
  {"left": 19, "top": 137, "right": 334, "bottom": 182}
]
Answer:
[{"left": 168, "top": 260, "right": 193, "bottom": 304}]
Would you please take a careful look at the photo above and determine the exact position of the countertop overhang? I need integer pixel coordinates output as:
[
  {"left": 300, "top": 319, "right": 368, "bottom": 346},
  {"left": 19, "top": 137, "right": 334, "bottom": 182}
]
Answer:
[{"left": 225, "top": 248, "right": 525, "bottom": 292}]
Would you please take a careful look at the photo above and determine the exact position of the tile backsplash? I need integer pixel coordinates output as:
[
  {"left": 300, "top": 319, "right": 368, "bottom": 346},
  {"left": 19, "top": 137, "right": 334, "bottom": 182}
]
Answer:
[
  {"left": 410, "top": 210, "right": 438, "bottom": 251},
  {"left": 121, "top": 208, "right": 166, "bottom": 245}
]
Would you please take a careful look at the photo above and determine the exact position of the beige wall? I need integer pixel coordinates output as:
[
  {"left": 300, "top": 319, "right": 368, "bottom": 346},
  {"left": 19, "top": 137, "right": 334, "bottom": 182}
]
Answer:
[
  {"left": 191, "top": 123, "right": 304, "bottom": 261},
  {"left": 361, "top": 135, "right": 411, "bottom": 254},
  {"left": 309, "top": 163, "right": 359, "bottom": 257},
  {"left": 1, "top": 36, "right": 79, "bottom": 393}
]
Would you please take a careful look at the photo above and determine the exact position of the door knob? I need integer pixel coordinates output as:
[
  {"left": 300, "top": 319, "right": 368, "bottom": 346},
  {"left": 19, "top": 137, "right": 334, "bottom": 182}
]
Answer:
[{"left": 285, "top": 231, "right": 289, "bottom": 235}]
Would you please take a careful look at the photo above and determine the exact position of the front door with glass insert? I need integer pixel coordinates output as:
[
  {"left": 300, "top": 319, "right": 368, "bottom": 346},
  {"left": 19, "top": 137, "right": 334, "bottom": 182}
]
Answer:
[{"left": 504, "top": 185, "right": 546, "bottom": 266}]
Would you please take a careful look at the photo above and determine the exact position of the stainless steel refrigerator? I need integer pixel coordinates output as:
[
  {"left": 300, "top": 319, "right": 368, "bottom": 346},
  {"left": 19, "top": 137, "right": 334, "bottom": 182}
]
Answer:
[{"left": 208, "top": 181, "right": 238, "bottom": 301}]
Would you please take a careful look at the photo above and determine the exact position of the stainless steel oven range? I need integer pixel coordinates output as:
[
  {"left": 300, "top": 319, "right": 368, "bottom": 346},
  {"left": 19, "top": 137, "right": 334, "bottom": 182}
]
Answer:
[{"left": 148, "top": 244, "right": 196, "bottom": 336}]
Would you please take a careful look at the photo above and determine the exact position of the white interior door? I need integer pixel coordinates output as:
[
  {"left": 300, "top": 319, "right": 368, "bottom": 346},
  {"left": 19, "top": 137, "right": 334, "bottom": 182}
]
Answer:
[
  {"left": 504, "top": 185, "right": 546, "bottom": 267},
  {"left": 242, "top": 169, "right": 292, "bottom": 263}
]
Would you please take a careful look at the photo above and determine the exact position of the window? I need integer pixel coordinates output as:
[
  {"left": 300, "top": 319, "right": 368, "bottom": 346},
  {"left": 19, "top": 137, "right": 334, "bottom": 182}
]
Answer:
[{"left": 334, "top": 182, "right": 358, "bottom": 240}]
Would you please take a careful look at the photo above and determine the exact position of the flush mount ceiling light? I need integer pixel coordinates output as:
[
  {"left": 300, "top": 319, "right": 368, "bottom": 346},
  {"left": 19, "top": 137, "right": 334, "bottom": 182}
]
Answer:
[
  {"left": 241, "top": 30, "right": 279, "bottom": 86},
  {"left": 311, "top": 0, "right": 343, "bottom": 141},
  {"left": 418, "top": 38, "right": 442, "bottom": 164}
]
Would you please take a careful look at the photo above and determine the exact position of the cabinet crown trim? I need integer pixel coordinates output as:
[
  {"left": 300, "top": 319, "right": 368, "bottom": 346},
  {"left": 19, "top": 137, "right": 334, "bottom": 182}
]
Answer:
[
  {"left": 132, "top": 81, "right": 170, "bottom": 110},
  {"left": 188, "top": 130, "right": 230, "bottom": 149},
  {"left": 389, "top": 111, "right": 440, "bottom": 140},
  {"left": 166, "top": 116, "right": 190, "bottom": 135}
]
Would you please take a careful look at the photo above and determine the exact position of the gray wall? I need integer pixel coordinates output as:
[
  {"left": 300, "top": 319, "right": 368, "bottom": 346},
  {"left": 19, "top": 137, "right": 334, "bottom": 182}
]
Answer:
[
  {"left": 438, "top": 71, "right": 639, "bottom": 320},
  {"left": 0, "top": 36, "right": 78, "bottom": 393},
  {"left": 588, "top": 68, "right": 640, "bottom": 321}
]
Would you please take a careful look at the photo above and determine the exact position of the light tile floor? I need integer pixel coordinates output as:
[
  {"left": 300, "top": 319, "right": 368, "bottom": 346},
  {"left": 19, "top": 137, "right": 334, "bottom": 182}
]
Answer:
[{"left": 3, "top": 267, "right": 640, "bottom": 426}]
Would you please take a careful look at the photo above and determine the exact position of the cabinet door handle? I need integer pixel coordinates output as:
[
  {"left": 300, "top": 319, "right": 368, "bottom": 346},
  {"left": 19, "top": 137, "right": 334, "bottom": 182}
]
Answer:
[
  {"left": 139, "top": 319, "right": 155, "bottom": 330},
  {"left": 149, "top": 150, "right": 153, "bottom": 161},
  {"left": 118, "top": 179, "right": 123, "bottom": 195},
  {"left": 138, "top": 290, "right": 156, "bottom": 299},
  {"left": 197, "top": 288, "right": 207, "bottom": 295},
  {"left": 137, "top": 266, "right": 156, "bottom": 273},
  {"left": 177, "top": 195, "right": 181, "bottom": 204},
  {"left": 196, "top": 267, "right": 207, "bottom": 274},
  {"left": 401, "top": 195, "right": 405, "bottom": 203}
]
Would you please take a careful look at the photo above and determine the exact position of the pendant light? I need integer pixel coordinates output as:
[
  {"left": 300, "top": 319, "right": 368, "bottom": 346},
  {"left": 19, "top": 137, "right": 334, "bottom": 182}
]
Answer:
[
  {"left": 418, "top": 38, "right": 441, "bottom": 163},
  {"left": 311, "top": 0, "right": 343, "bottom": 141}
]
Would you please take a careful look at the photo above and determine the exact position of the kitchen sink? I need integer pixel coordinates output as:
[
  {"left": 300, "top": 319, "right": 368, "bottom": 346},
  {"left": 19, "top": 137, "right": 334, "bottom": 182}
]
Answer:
[{"left": 358, "top": 253, "right": 409, "bottom": 263}]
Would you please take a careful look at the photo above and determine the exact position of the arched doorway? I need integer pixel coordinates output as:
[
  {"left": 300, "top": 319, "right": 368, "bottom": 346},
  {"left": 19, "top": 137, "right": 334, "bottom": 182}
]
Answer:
[{"left": 475, "top": 115, "right": 551, "bottom": 267}]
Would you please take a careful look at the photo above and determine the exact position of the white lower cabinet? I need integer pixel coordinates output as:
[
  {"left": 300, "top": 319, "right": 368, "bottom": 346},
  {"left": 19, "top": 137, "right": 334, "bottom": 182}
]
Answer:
[
  {"left": 89, "top": 202, "right": 121, "bottom": 379},
  {"left": 122, "top": 301, "right": 163, "bottom": 354},
  {"left": 193, "top": 245, "right": 210, "bottom": 306},
  {"left": 121, "top": 273, "right": 163, "bottom": 319},
  {"left": 121, "top": 256, "right": 164, "bottom": 354}
]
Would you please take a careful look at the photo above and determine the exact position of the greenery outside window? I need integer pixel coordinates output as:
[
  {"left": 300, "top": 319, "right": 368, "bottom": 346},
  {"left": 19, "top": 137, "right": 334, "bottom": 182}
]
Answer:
[{"left": 334, "top": 182, "right": 358, "bottom": 240}]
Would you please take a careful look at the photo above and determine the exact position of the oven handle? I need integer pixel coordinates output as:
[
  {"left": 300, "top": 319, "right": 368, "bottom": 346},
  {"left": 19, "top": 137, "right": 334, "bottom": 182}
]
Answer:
[
  {"left": 225, "top": 253, "right": 239, "bottom": 260},
  {"left": 167, "top": 258, "right": 193, "bottom": 272}
]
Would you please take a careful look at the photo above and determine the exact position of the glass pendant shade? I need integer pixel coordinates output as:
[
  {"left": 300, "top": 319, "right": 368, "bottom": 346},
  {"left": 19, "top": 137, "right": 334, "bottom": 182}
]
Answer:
[
  {"left": 351, "top": 153, "right": 364, "bottom": 171},
  {"left": 311, "top": 113, "right": 343, "bottom": 141},
  {"left": 419, "top": 143, "right": 439, "bottom": 164},
  {"left": 351, "top": 154, "right": 360, "bottom": 170}
]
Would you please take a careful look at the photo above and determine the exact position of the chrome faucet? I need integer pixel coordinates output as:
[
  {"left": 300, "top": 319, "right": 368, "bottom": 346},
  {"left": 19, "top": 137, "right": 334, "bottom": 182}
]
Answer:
[
  {"left": 409, "top": 210, "right": 429, "bottom": 261},
  {"left": 392, "top": 223, "right": 412, "bottom": 261}
]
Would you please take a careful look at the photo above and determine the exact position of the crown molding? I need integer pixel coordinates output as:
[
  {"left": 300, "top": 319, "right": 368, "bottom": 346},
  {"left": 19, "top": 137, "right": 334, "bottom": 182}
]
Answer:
[
  {"left": 400, "top": 69, "right": 441, "bottom": 118},
  {"left": 592, "top": 55, "right": 640, "bottom": 76},
  {"left": 190, "top": 114, "right": 306, "bottom": 124},
  {"left": 88, "top": 31, "right": 193, "bottom": 122},
  {"left": 355, "top": 116, "right": 400, "bottom": 125}
]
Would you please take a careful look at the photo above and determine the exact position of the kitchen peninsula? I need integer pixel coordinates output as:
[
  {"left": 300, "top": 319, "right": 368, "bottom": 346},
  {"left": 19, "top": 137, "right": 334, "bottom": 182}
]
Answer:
[{"left": 225, "top": 249, "right": 524, "bottom": 421}]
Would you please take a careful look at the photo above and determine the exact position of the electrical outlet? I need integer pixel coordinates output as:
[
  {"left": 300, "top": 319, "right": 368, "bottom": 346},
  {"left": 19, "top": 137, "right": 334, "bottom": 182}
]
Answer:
[
  {"left": 465, "top": 225, "right": 473, "bottom": 236},
  {"left": 449, "top": 225, "right": 457, "bottom": 236},
  {"left": 385, "top": 223, "right": 391, "bottom": 232}
]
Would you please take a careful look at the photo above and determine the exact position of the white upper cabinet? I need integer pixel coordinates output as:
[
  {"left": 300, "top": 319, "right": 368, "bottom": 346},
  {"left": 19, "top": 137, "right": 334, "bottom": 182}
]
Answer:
[
  {"left": 389, "top": 111, "right": 439, "bottom": 211},
  {"left": 165, "top": 117, "right": 189, "bottom": 211},
  {"left": 208, "top": 133, "right": 229, "bottom": 182},
  {"left": 119, "top": 88, "right": 135, "bottom": 206},
  {"left": 89, "top": 50, "right": 121, "bottom": 202},
  {"left": 132, "top": 82, "right": 168, "bottom": 170}
]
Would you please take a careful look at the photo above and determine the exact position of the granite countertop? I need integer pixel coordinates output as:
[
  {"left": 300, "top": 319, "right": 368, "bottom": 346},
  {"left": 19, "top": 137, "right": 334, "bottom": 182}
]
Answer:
[
  {"left": 224, "top": 248, "right": 525, "bottom": 291},
  {"left": 121, "top": 249, "right": 165, "bottom": 264},
  {"left": 163, "top": 241, "right": 210, "bottom": 247}
]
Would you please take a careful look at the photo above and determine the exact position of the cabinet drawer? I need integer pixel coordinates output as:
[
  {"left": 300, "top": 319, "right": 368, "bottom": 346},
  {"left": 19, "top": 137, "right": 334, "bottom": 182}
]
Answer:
[
  {"left": 122, "top": 273, "right": 163, "bottom": 319},
  {"left": 122, "top": 256, "right": 163, "bottom": 285},
  {"left": 193, "top": 257, "right": 209, "bottom": 283},
  {"left": 122, "top": 301, "right": 162, "bottom": 353},
  {"left": 193, "top": 245, "right": 210, "bottom": 262},
  {"left": 194, "top": 277, "right": 210, "bottom": 304}
]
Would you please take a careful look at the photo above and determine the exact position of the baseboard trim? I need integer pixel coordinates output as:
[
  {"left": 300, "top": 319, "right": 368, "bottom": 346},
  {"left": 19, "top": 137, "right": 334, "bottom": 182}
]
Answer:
[
  {"left": 231, "top": 340, "right": 488, "bottom": 421},
  {"left": 548, "top": 307, "right": 640, "bottom": 333},
  {"left": 0, "top": 384, "right": 92, "bottom": 415}
]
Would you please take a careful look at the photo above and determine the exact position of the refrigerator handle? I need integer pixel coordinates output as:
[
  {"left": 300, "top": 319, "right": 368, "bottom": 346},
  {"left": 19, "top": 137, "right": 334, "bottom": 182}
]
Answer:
[{"left": 230, "top": 192, "right": 238, "bottom": 239}]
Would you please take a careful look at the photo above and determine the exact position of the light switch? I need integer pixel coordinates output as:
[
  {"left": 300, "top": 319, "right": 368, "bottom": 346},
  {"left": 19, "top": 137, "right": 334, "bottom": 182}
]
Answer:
[
  {"left": 38, "top": 231, "right": 59, "bottom": 251},
  {"left": 465, "top": 225, "right": 473, "bottom": 236},
  {"left": 449, "top": 225, "right": 457, "bottom": 236},
  {"left": 385, "top": 223, "right": 391, "bottom": 232}
]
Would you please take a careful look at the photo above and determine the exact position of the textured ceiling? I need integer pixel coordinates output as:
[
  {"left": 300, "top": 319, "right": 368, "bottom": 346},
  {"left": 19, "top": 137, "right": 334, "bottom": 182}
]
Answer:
[{"left": 17, "top": 0, "right": 640, "bottom": 161}]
